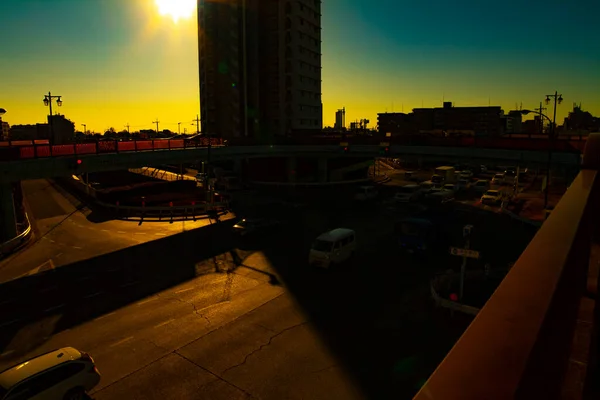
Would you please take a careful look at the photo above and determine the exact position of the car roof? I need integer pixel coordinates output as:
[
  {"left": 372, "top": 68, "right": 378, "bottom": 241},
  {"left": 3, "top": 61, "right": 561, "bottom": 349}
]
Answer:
[
  {"left": 0, "top": 348, "right": 81, "bottom": 389},
  {"left": 475, "top": 179, "right": 489, "bottom": 183},
  {"left": 317, "top": 228, "right": 355, "bottom": 241}
]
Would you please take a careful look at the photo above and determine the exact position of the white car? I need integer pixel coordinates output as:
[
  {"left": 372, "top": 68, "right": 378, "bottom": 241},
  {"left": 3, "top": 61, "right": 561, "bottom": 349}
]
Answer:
[
  {"left": 394, "top": 184, "right": 421, "bottom": 203},
  {"left": 459, "top": 171, "right": 473, "bottom": 180},
  {"left": 456, "top": 179, "right": 471, "bottom": 191},
  {"left": 481, "top": 190, "right": 502, "bottom": 205},
  {"left": 472, "top": 179, "right": 490, "bottom": 193},
  {"left": 443, "top": 183, "right": 458, "bottom": 193},
  {"left": 0, "top": 347, "right": 100, "bottom": 400},
  {"left": 492, "top": 173, "right": 505, "bottom": 185}
]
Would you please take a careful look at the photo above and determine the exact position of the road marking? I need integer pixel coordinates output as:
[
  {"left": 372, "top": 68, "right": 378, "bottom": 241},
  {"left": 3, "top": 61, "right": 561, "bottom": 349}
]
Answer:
[
  {"left": 0, "top": 350, "right": 15, "bottom": 358},
  {"left": 175, "top": 287, "right": 195, "bottom": 294},
  {"left": 0, "top": 318, "right": 21, "bottom": 328},
  {"left": 117, "top": 231, "right": 126, "bottom": 234},
  {"left": 49, "top": 239, "right": 55, "bottom": 243},
  {"left": 154, "top": 233, "right": 167, "bottom": 236},
  {"left": 110, "top": 336, "right": 134, "bottom": 347},
  {"left": 44, "top": 304, "right": 65, "bottom": 313},
  {"left": 55, "top": 253, "right": 63, "bottom": 258},
  {"left": 27, "top": 266, "right": 41, "bottom": 276},
  {"left": 95, "top": 311, "right": 116, "bottom": 321},
  {"left": 72, "top": 246, "right": 83, "bottom": 249},
  {"left": 137, "top": 297, "right": 157, "bottom": 306},
  {"left": 101, "top": 229, "right": 109, "bottom": 232},
  {"left": 121, "top": 281, "right": 139, "bottom": 288},
  {"left": 154, "top": 319, "right": 175, "bottom": 328},
  {"left": 84, "top": 292, "right": 102, "bottom": 299},
  {"left": 134, "top": 233, "right": 146, "bottom": 236}
]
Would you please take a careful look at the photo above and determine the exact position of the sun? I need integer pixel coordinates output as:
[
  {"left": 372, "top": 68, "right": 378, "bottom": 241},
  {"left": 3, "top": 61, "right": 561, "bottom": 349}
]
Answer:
[{"left": 155, "top": 0, "right": 196, "bottom": 23}]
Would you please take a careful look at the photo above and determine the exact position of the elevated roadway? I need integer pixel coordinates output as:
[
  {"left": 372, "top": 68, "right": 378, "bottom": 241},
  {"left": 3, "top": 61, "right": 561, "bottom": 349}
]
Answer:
[{"left": 0, "top": 142, "right": 582, "bottom": 183}]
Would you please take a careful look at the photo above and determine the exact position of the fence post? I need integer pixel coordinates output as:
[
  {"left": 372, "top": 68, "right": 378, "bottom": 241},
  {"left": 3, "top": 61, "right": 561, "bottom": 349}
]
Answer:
[
  {"left": 191, "top": 201, "right": 196, "bottom": 221},
  {"left": 73, "top": 143, "right": 77, "bottom": 154},
  {"left": 116, "top": 201, "right": 120, "bottom": 218},
  {"left": 169, "top": 201, "right": 174, "bottom": 221},
  {"left": 134, "top": 140, "right": 138, "bottom": 152}
]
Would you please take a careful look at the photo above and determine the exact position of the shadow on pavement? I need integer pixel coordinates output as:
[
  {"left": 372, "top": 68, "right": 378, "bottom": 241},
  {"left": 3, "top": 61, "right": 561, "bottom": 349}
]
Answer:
[{"left": 0, "top": 219, "right": 258, "bottom": 359}]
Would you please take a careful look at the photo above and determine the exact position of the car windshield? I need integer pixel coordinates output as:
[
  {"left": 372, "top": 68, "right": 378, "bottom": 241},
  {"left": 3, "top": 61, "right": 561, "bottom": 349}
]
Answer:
[
  {"left": 494, "top": 174, "right": 503, "bottom": 178},
  {"left": 312, "top": 240, "right": 332, "bottom": 252},
  {"left": 458, "top": 180, "right": 468, "bottom": 185},
  {"left": 444, "top": 185, "right": 454, "bottom": 189},
  {"left": 485, "top": 190, "right": 499, "bottom": 196},
  {"left": 505, "top": 171, "right": 516, "bottom": 176},
  {"left": 475, "top": 181, "right": 487, "bottom": 186}
]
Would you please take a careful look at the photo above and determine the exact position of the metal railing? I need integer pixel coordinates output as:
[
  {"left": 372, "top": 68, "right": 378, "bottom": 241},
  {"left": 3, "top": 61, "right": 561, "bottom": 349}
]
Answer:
[
  {"left": 414, "top": 133, "right": 600, "bottom": 399},
  {"left": 0, "top": 213, "right": 32, "bottom": 257}
]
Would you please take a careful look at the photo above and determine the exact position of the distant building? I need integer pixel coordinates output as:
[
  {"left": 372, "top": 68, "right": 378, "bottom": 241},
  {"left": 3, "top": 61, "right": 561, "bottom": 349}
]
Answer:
[
  {"left": 1, "top": 121, "right": 9, "bottom": 140},
  {"left": 198, "top": 0, "right": 323, "bottom": 139},
  {"left": 377, "top": 112, "right": 414, "bottom": 135},
  {"left": 9, "top": 114, "right": 75, "bottom": 144},
  {"left": 385, "top": 102, "right": 504, "bottom": 136},
  {"left": 563, "top": 103, "right": 600, "bottom": 133},
  {"left": 503, "top": 110, "right": 523, "bottom": 134},
  {"left": 334, "top": 108, "right": 346, "bottom": 130}
]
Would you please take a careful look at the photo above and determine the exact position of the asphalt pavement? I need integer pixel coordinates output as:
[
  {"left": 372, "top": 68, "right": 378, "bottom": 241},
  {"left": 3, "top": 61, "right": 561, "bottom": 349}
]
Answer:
[{"left": 0, "top": 181, "right": 480, "bottom": 399}]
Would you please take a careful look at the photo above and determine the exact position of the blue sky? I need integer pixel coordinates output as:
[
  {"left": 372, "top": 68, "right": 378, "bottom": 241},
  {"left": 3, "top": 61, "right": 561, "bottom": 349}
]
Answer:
[{"left": 1, "top": 0, "right": 598, "bottom": 132}]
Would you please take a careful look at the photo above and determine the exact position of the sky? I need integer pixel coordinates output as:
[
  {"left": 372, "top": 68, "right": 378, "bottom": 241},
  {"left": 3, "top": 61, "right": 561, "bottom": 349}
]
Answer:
[{"left": 0, "top": 0, "right": 599, "bottom": 133}]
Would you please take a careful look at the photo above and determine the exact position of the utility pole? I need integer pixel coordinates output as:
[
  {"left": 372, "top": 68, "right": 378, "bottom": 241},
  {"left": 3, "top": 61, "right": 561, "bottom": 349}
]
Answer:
[
  {"left": 125, "top": 123, "right": 130, "bottom": 134},
  {"left": 153, "top": 119, "right": 160, "bottom": 134},
  {"left": 459, "top": 225, "right": 473, "bottom": 301},
  {"left": 177, "top": 122, "right": 181, "bottom": 135},
  {"left": 534, "top": 102, "right": 547, "bottom": 135},
  {"left": 82, "top": 124, "right": 86, "bottom": 135},
  {"left": 193, "top": 115, "right": 201, "bottom": 135}
]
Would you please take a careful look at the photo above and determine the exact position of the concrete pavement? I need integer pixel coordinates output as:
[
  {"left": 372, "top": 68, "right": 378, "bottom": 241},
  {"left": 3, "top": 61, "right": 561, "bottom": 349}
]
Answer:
[{"left": 0, "top": 182, "right": 494, "bottom": 398}]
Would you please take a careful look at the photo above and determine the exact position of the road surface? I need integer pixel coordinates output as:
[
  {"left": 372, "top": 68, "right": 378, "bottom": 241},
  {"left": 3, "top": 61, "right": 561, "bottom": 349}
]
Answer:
[
  {"left": 0, "top": 181, "right": 477, "bottom": 399},
  {"left": 0, "top": 179, "right": 226, "bottom": 283}
]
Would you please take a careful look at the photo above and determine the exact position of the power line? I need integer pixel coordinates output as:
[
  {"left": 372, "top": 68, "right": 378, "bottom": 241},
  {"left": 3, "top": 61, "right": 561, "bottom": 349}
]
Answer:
[{"left": 152, "top": 118, "right": 160, "bottom": 133}]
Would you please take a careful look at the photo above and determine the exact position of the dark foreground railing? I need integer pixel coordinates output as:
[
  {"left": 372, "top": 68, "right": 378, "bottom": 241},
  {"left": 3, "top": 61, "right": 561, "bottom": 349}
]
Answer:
[{"left": 414, "top": 133, "right": 600, "bottom": 400}]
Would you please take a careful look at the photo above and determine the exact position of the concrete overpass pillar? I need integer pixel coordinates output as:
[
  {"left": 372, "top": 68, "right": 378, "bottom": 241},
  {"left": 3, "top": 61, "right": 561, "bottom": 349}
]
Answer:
[
  {"left": 287, "top": 157, "right": 297, "bottom": 183},
  {"left": 0, "top": 183, "right": 18, "bottom": 242},
  {"left": 318, "top": 158, "right": 328, "bottom": 183}
]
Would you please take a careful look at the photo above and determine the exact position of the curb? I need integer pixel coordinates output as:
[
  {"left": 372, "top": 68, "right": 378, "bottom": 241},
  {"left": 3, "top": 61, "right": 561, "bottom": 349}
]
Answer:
[{"left": 0, "top": 213, "right": 33, "bottom": 259}]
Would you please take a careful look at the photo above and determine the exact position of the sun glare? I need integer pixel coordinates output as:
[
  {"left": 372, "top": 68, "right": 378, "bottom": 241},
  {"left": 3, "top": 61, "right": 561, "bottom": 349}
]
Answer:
[{"left": 155, "top": 0, "right": 196, "bottom": 23}]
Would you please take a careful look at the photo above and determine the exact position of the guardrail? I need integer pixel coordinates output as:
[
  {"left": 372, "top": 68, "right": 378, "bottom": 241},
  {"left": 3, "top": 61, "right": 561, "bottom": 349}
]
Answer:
[
  {"left": 0, "top": 138, "right": 224, "bottom": 161},
  {"left": 0, "top": 213, "right": 33, "bottom": 258},
  {"left": 414, "top": 133, "right": 600, "bottom": 399},
  {"left": 97, "top": 199, "right": 229, "bottom": 220}
]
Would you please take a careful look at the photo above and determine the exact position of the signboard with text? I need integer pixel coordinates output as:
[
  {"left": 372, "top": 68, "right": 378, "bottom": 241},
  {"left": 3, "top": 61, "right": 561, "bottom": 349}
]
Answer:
[{"left": 449, "top": 247, "right": 480, "bottom": 259}]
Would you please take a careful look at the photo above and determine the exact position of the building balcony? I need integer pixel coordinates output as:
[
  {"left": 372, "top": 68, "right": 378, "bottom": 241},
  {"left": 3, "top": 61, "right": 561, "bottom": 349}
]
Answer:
[{"left": 415, "top": 133, "right": 600, "bottom": 399}]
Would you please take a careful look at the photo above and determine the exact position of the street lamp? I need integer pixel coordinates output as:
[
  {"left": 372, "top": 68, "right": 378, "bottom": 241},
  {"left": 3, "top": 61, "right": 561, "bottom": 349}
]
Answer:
[
  {"left": 520, "top": 90, "right": 562, "bottom": 211},
  {"left": 43, "top": 91, "right": 63, "bottom": 144}
]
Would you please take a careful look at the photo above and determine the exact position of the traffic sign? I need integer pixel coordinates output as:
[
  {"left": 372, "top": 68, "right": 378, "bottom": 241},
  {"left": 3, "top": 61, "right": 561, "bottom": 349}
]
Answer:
[{"left": 449, "top": 247, "right": 480, "bottom": 259}]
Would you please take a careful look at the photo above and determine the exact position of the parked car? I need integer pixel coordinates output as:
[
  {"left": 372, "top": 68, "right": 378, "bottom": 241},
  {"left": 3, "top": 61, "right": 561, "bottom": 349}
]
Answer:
[
  {"left": 430, "top": 174, "right": 444, "bottom": 184},
  {"left": 394, "top": 184, "right": 422, "bottom": 203},
  {"left": 456, "top": 179, "right": 471, "bottom": 191},
  {"left": 472, "top": 179, "right": 490, "bottom": 193},
  {"left": 0, "top": 347, "right": 100, "bottom": 400},
  {"left": 481, "top": 189, "right": 502, "bottom": 205},
  {"left": 443, "top": 183, "right": 458, "bottom": 193},
  {"left": 492, "top": 173, "right": 505, "bottom": 185},
  {"left": 459, "top": 170, "right": 473, "bottom": 180}
]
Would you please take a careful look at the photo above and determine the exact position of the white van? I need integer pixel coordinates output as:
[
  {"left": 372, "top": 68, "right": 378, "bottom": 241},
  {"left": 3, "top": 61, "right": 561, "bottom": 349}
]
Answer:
[{"left": 308, "top": 228, "right": 356, "bottom": 268}]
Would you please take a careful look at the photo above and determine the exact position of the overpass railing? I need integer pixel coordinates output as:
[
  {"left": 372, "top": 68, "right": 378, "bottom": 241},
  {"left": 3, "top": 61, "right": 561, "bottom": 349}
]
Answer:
[
  {"left": 0, "top": 135, "right": 584, "bottom": 162},
  {"left": 414, "top": 133, "right": 600, "bottom": 399}
]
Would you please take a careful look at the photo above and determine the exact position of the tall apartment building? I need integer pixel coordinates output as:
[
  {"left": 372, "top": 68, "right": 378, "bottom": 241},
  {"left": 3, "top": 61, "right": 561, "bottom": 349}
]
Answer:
[{"left": 198, "top": 0, "right": 322, "bottom": 139}]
